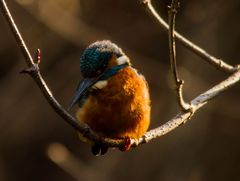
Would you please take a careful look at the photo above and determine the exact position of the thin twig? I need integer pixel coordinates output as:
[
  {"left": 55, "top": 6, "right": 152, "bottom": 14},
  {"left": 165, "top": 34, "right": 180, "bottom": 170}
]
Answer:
[
  {"left": 168, "top": 0, "right": 190, "bottom": 111},
  {"left": 141, "top": 0, "right": 239, "bottom": 73},
  {"left": 1, "top": 0, "right": 240, "bottom": 151},
  {"left": 0, "top": 0, "right": 34, "bottom": 67}
]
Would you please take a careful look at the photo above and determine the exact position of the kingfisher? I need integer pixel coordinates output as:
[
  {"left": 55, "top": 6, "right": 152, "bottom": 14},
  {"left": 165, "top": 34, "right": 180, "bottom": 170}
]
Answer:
[{"left": 69, "top": 40, "right": 151, "bottom": 155}]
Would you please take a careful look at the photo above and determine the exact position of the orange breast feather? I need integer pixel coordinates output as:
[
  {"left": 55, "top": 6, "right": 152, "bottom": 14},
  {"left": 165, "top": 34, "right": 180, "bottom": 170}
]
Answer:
[{"left": 76, "top": 67, "right": 151, "bottom": 139}]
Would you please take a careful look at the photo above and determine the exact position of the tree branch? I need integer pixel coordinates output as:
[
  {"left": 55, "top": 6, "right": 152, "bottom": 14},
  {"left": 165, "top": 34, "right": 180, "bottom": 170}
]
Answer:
[
  {"left": 1, "top": 0, "right": 240, "bottom": 152},
  {"left": 141, "top": 0, "right": 239, "bottom": 73},
  {"left": 0, "top": 0, "right": 121, "bottom": 147},
  {"left": 134, "top": 69, "right": 240, "bottom": 146},
  {"left": 168, "top": 0, "right": 190, "bottom": 111}
]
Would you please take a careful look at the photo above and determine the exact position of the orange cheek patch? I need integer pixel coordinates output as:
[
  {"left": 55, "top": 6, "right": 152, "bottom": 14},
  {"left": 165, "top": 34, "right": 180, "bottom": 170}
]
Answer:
[{"left": 107, "top": 56, "right": 118, "bottom": 68}]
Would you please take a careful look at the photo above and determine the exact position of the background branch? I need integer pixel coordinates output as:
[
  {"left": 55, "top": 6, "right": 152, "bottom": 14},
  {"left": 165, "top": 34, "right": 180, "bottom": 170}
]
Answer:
[
  {"left": 168, "top": 0, "right": 190, "bottom": 111},
  {"left": 142, "top": 0, "right": 239, "bottom": 73}
]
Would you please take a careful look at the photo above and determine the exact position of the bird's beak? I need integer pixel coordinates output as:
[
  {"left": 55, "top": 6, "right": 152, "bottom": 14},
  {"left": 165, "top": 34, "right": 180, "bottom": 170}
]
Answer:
[
  {"left": 68, "top": 76, "right": 101, "bottom": 109},
  {"left": 68, "top": 63, "right": 129, "bottom": 110}
]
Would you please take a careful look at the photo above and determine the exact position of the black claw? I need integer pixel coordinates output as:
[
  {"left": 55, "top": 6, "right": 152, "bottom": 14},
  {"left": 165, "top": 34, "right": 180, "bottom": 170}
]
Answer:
[
  {"left": 100, "top": 145, "right": 108, "bottom": 155},
  {"left": 91, "top": 143, "right": 108, "bottom": 156}
]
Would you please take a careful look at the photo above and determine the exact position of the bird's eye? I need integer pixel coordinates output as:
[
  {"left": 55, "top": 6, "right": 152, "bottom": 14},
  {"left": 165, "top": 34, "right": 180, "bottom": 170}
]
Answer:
[
  {"left": 97, "top": 70, "right": 102, "bottom": 74},
  {"left": 96, "top": 63, "right": 107, "bottom": 76}
]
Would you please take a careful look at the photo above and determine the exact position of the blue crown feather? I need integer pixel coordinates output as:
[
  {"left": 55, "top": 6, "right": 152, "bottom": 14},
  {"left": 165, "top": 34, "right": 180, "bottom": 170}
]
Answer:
[{"left": 80, "top": 40, "right": 124, "bottom": 78}]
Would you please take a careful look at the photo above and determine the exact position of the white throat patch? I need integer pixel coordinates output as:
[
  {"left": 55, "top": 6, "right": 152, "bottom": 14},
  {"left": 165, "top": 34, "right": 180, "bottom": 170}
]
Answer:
[
  {"left": 92, "top": 80, "right": 108, "bottom": 89},
  {"left": 116, "top": 55, "right": 129, "bottom": 65},
  {"left": 91, "top": 55, "right": 129, "bottom": 90}
]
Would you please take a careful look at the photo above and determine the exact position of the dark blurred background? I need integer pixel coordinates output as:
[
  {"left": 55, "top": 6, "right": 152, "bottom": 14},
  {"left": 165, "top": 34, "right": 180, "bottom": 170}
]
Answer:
[{"left": 0, "top": 0, "right": 240, "bottom": 181}]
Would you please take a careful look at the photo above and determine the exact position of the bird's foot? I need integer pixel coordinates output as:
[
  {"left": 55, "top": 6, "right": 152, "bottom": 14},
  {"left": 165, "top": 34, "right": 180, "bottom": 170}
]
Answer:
[
  {"left": 91, "top": 133, "right": 108, "bottom": 156},
  {"left": 119, "top": 136, "right": 131, "bottom": 152}
]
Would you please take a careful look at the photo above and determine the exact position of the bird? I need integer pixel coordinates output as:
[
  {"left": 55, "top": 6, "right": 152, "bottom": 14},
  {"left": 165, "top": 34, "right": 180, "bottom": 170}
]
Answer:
[{"left": 69, "top": 40, "right": 151, "bottom": 155}]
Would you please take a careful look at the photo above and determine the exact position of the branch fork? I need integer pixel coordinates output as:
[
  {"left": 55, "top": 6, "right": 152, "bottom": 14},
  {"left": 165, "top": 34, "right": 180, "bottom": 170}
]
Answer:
[
  {"left": 141, "top": 0, "right": 150, "bottom": 5},
  {"left": 142, "top": 0, "right": 239, "bottom": 73},
  {"left": 20, "top": 49, "right": 41, "bottom": 75}
]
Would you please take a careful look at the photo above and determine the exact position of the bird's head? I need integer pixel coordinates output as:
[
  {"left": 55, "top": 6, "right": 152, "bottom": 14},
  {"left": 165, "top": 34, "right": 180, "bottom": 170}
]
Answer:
[{"left": 69, "top": 40, "right": 130, "bottom": 108}]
